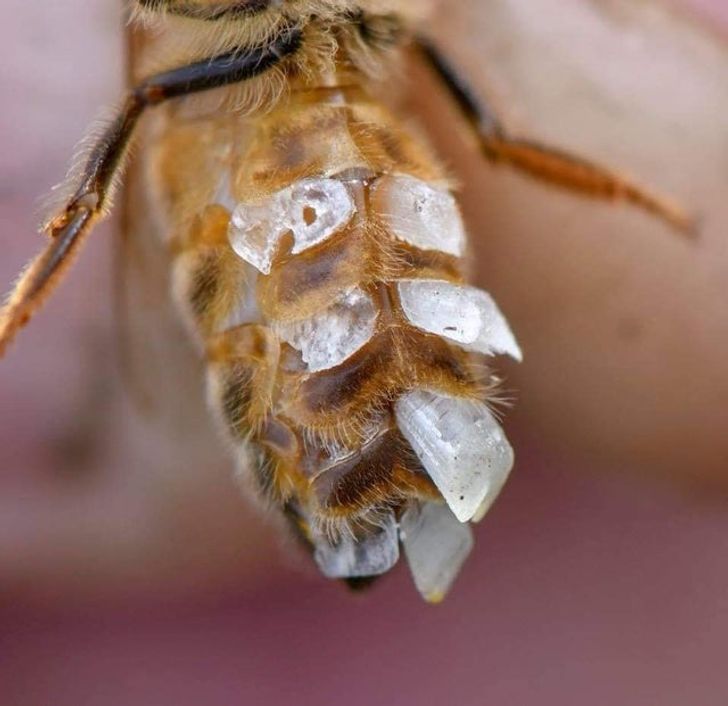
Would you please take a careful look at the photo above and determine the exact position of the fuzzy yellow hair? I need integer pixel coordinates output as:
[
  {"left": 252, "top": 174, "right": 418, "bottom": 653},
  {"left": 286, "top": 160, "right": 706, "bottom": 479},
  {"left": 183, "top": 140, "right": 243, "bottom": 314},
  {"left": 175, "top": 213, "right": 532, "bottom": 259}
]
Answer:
[{"left": 130, "top": 0, "right": 431, "bottom": 111}]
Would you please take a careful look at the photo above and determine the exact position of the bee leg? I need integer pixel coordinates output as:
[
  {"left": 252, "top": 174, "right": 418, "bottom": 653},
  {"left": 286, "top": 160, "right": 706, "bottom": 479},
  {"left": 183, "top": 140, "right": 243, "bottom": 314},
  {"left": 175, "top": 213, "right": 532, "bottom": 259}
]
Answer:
[
  {"left": 0, "top": 25, "right": 302, "bottom": 357},
  {"left": 416, "top": 38, "right": 695, "bottom": 237}
]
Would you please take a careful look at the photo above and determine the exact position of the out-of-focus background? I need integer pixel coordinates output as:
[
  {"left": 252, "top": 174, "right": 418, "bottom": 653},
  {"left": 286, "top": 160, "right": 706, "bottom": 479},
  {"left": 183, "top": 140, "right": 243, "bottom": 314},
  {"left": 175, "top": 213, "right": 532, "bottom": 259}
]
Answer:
[{"left": 1, "top": 1, "right": 727, "bottom": 704}]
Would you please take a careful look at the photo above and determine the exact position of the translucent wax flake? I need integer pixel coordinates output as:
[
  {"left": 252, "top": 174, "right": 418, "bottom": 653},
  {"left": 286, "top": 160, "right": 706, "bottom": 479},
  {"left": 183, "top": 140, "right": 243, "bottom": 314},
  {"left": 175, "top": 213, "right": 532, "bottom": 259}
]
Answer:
[
  {"left": 276, "top": 288, "right": 377, "bottom": 372},
  {"left": 395, "top": 390, "right": 514, "bottom": 523},
  {"left": 400, "top": 501, "right": 474, "bottom": 603},
  {"left": 397, "top": 279, "right": 522, "bottom": 361},
  {"left": 313, "top": 511, "right": 400, "bottom": 579},
  {"left": 228, "top": 178, "right": 355, "bottom": 274},
  {"left": 287, "top": 179, "right": 355, "bottom": 254},
  {"left": 228, "top": 200, "right": 283, "bottom": 275},
  {"left": 373, "top": 174, "right": 466, "bottom": 257}
]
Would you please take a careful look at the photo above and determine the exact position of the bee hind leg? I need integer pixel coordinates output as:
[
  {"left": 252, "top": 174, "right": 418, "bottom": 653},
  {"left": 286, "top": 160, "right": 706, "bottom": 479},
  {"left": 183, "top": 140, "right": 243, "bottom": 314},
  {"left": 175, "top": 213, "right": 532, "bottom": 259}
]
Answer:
[
  {"left": 416, "top": 37, "right": 695, "bottom": 237},
  {"left": 0, "top": 25, "right": 302, "bottom": 357}
]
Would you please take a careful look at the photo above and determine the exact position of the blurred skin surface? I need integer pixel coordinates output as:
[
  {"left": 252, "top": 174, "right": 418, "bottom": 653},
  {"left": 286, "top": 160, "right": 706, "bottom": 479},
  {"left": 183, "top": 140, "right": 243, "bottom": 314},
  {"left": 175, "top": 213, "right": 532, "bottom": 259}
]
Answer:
[
  {"left": 1, "top": 0, "right": 727, "bottom": 704},
  {"left": 424, "top": 0, "right": 728, "bottom": 488}
]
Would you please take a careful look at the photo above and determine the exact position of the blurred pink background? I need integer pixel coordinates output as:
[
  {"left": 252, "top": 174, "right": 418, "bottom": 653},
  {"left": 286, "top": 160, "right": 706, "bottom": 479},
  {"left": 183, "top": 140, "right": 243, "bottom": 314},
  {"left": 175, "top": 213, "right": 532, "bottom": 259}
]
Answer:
[{"left": 1, "top": 1, "right": 728, "bottom": 705}]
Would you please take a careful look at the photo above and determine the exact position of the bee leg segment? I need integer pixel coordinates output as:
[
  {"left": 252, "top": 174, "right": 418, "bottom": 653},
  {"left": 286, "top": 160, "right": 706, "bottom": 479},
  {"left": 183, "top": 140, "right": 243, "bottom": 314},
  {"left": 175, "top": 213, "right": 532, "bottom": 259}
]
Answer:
[
  {"left": 0, "top": 25, "right": 303, "bottom": 356},
  {"left": 416, "top": 38, "right": 694, "bottom": 236}
]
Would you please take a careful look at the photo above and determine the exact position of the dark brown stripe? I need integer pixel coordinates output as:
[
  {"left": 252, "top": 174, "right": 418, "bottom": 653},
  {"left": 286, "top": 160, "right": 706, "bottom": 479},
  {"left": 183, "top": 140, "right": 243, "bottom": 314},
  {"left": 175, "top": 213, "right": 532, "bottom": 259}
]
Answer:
[
  {"left": 299, "top": 329, "right": 476, "bottom": 417},
  {"left": 301, "top": 333, "right": 392, "bottom": 415},
  {"left": 258, "top": 227, "right": 365, "bottom": 318},
  {"left": 313, "top": 430, "right": 426, "bottom": 511}
]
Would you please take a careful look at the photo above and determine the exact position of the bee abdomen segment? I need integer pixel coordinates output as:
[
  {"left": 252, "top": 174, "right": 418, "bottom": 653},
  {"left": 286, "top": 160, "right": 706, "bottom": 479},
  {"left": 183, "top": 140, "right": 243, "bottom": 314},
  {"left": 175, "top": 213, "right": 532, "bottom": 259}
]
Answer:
[
  {"left": 274, "top": 287, "right": 378, "bottom": 373},
  {"left": 256, "top": 225, "right": 369, "bottom": 322},
  {"left": 311, "top": 429, "right": 437, "bottom": 516},
  {"left": 292, "top": 328, "right": 479, "bottom": 438},
  {"left": 206, "top": 324, "right": 279, "bottom": 441},
  {"left": 171, "top": 205, "right": 259, "bottom": 340},
  {"left": 313, "top": 509, "right": 400, "bottom": 580}
]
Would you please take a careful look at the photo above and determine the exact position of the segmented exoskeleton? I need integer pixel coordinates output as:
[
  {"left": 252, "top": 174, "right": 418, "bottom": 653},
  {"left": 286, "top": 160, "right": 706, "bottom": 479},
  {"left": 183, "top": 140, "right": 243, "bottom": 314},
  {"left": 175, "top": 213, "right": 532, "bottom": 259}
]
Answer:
[{"left": 0, "top": 0, "right": 691, "bottom": 601}]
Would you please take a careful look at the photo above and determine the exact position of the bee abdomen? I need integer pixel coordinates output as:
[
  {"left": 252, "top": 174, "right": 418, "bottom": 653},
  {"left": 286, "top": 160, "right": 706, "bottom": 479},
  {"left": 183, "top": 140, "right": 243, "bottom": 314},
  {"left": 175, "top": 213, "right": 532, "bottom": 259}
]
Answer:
[
  {"left": 168, "top": 108, "right": 522, "bottom": 599},
  {"left": 146, "top": 60, "right": 525, "bottom": 597}
]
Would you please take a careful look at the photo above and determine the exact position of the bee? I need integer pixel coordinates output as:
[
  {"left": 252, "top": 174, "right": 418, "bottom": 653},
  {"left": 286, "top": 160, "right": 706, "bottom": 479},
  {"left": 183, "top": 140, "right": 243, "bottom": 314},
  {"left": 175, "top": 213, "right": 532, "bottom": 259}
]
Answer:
[{"left": 0, "top": 0, "right": 691, "bottom": 602}]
